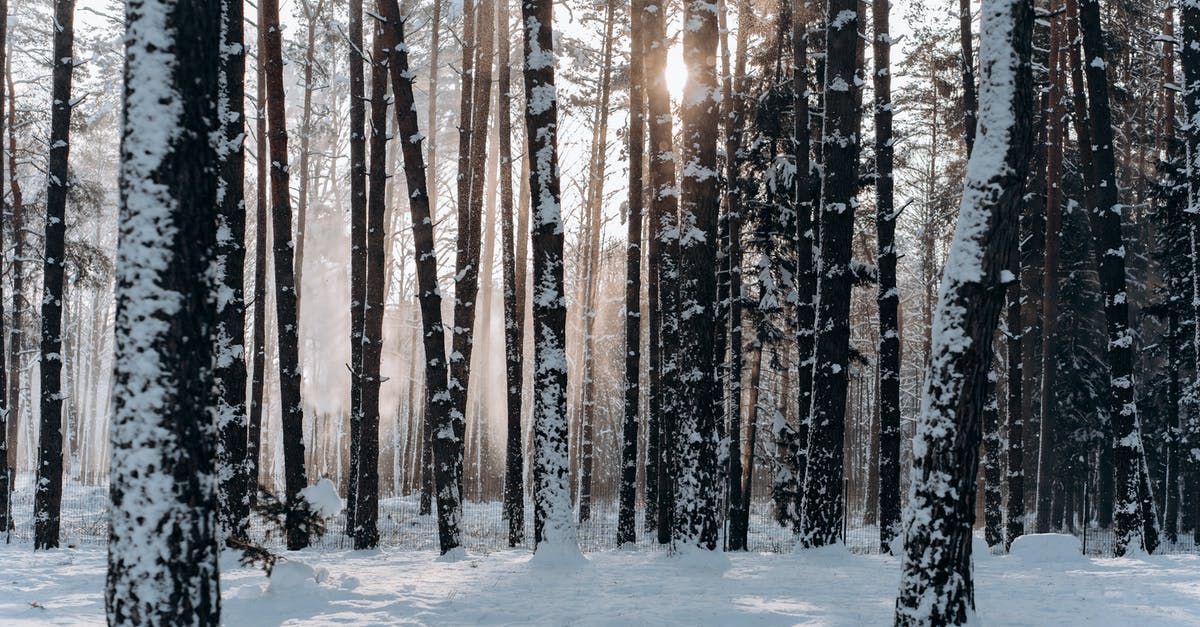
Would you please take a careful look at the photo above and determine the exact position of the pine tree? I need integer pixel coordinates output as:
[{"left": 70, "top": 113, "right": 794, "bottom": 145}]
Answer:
[
  {"left": 0, "top": 0, "right": 8, "bottom": 537},
  {"left": 347, "top": 0, "right": 368, "bottom": 535},
  {"left": 895, "top": 0, "right": 1034, "bottom": 620},
  {"left": 247, "top": 18, "right": 270, "bottom": 502},
  {"left": 375, "top": 0, "right": 464, "bottom": 553},
  {"left": 34, "top": 0, "right": 77, "bottom": 551},
  {"left": 261, "top": 0, "right": 311, "bottom": 550},
  {"left": 1179, "top": 0, "right": 1200, "bottom": 548},
  {"left": 618, "top": 0, "right": 646, "bottom": 547},
  {"left": 872, "top": 0, "right": 900, "bottom": 553},
  {"left": 107, "top": 0, "right": 222, "bottom": 619},
  {"left": 520, "top": 0, "right": 580, "bottom": 558},
  {"left": 214, "top": 0, "right": 251, "bottom": 544},
  {"left": 801, "top": 0, "right": 859, "bottom": 548}
]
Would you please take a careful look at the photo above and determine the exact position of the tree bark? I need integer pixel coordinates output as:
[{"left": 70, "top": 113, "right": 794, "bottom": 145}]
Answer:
[
  {"left": 959, "top": 0, "right": 978, "bottom": 153},
  {"left": 215, "top": 0, "right": 251, "bottom": 543},
  {"left": 1180, "top": 0, "right": 1200, "bottom": 548},
  {"left": 895, "top": 0, "right": 1034, "bottom": 621},
  {"left": 376, "top": 0, "right": 464, "bottom": 553},
  {"left": 618, "top": 0, "right": 645, "bottom": 547},
  {"left": 347, "top": 0, "right": 367, "bottom": 534},
  {"left": 107, "top": 0, "right": 222, "bottom": 618},
  {"left": 1078, "top": 0, "right": 1159, "bottom": 556},
  {"left": 872, "top": 0, "right": 900, "bottom": 553},
  {"left": 0, "top": 0, "right": 9, "bottom": 536},
  {"left": 261, "top": 0, "right": 311, "bottom": 549},
  {"left": 34, "top": 0, "right": 77, "bottom": 551},
  {"left": 247, "top": 13, "right": 269, "bottom": 503},
  {"left": 519, "top": 0, "right": 580, "bottom": 557},
  {"left": 4, "top": 61, "right": 22, "bottom": 509},
  {"left": 800, "top": 0, "right": 858, "bottom": 549},
  {"left": 1005, "top": 248, "right": 1024, "bottom": 550}
]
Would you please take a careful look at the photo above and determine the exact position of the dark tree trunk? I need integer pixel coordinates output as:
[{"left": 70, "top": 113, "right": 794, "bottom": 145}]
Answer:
[
  {"left": 1181, "top": 0, "right": 1200, "bottom": 548},
  {"left": 107, "top": 0, "right": 222, "bottom": 619},
  {"left": 895, "top": 0, "right": 1034, "bottom": 621},
  {"left": 519, "top": 0, "right": 579, "bottom": 555},
  {"left": 0, "top": 0, "right": 8, "bottom": 537},
  {"left": 1078, "top": 0, "right": 1159, "bottom": 556},
  {"left": 722, "top": 0, "right": 750, "bottom": 552},
  {"left": 499, "top": 0, "right": 526, "bottom": 548},
  {"left": 34, "top": 0, "right": 76, "bottom": 551},
  {"left": 800, "top": 0, "right": 858, "bottom": 549},
  {"left": 672, "top": 0, "right": 722, "bottom": 552},
  {"left": 1005, "top": 249, "right": 1024, "bottom": 550},
  {"left": 618, "top": 0, "right": 645, "bottom": 547},
  {"left": 215, "top": 0, "right": 251, "bottom": 544},
  {"left": 959, "top": 0, "right": 977, "bottom": 153},
  {"left": 5, "top": 66, "right": 22, "bottom": 487},
  {"left": 1035, "top": 13, "right": 1065, "bottom": 534},
  {"left": 347, "top": 0, "right": 367, "bottom": 535},
  {"left": 376, "top": 0, "right": 464, "bottom": 553},
  {"left": 247, "top": 22, "right": 269, "bottom": 503},
  {"left": 644, "top": 0, "right": 679, "bottom": 546},
  {"left": 353, "top": 26, "right": 389, "bottom": 551},
  {"left": 791, "top": 0, "right": 814, "bottom": 536},
  {"left": 261, "top": 0, "right": 311, "bottom": 550},
  {"left": 871, "top": 0, "right": 900, "bottom": 553},
  {"left": 983, "top": 372, "right": 1003, "bottom": 547}
]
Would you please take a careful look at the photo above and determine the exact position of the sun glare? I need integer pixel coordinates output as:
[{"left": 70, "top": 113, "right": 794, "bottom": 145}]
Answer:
[{"left": 665, "top": 44, "right": 688, "bottom": 101}]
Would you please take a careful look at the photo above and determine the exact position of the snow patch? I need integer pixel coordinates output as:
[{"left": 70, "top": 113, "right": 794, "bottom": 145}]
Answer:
[
  {"left": 299, "top": 478, "right": 343, "bottom": 518},
  {"left": 1009, "top": 534, "right": 1086, "bottom": 565}
]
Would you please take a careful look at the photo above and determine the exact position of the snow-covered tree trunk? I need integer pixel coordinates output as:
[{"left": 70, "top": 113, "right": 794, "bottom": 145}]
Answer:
[
  {"left": 722, "top": 0, "right": 750, "bottom": 552},
  {"left": 376, "top": 0, "right": 464, "bottom": 553},
  {"left": 894, "top": 0, "right": 1034, "bottom": 621},
  {"left": 983, "top": 372, "right": 1004, "bottom": 547},
  {"left": 959, "top": 0, "right": 978, "bottom": 154},
  {"left": 347, "top": 0, "right": 367, "bottom": 536},
  {"left": 1180, "top": 0, "right": 1200, "bottom": 548},
  {"left": 214, "top": 0, "right": 250, "bottom": 544},
  {"left": 672, "top": 0, "right": 722, "bottom": 552},
  {"left": 0, "top": 0, "right": 8, "bottom": 537},
  {"left": 499, "top": 0, "right": 526, "bottom": 548},
  {"left": 871, "top": 0, "right": 900, "bottom": 553},
  {"left": 107, "top": 0, "right": 222, "bottom": 619},
  {"left": 353, "top": 25, "right": 389, "bottom": 550},
  {"left": 800, "top": 0, "right": 859, "bottom": 549},
  {"left": 260, "top": 0, "right": 310, "bottom": 550},
  {"left": 1077, "top": 0, "right": 1159, "bottom": 557},
  {"left": 520, "top": 0, "right": 580, "bottom": 558},
  {"left": 618, "top": 0, "right": 646, "bottom": 548},
  {"left": 644, "top": 0, "right": 679, "bottom": 545},
  {"left": 34, "top": 0, "right": 77, "bottom": 551}
]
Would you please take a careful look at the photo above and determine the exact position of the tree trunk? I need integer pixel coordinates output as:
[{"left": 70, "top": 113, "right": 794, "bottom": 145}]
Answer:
[
  {"left": 34, "top": 0, "right": 77, "bottom": 551},
  {"left": 519, "top": 0, "right": 580, "bottom": 557},
  {"left": 1005, "top": 248, "right": 1024, "bottom": 550},
  {"left": 107, "top": 0, "right": 222, "bottom": 618},
  {"left": 645, "top": 0, "right": 679, "bottom": 547},
  {"left": 347, "top": 0, "right": 367, "bottom": 535},
  {"left": 376, "top": 0, "right": 464, "bottom": 553},
  {"left": 294, "top": 0, "right": 325, "bottom": 329},
  {"left": 983, "top": 371, "right": 1003, "bottom": 547},
  {"left": 1035, "top": 12, "right": 1065, "bottom": 534},
  {"left": 498, "top": 0, "right": 526, "bottom": 548},
  {"left": 215, "top": 0, "right": 250, "bottom": 543},
  {"left": 261, "top": 0, "right": 311, "bottom": 550},
  {"left": 959, "top": 0, "right": 978, "bottom": 153},
  {"left": 353, "top": 26, "right": 389, "bottom": 551},
  {"left": 872, "top": 0, "right": 900, "bottom": 553},
  {"left": 800, "top": 0, "right": 858, "bottom": 549},
  {"left": 1078, "top": 0, "right": 1159, "bottom": 556},
  {"left": 895, "top": 0, "right": 1033, "bottom": 621},
  {"left": 4, "top": 59, "right": 21, "bottom": 489},
  {"left": 672, "top": 0, "right": 722, "bottom": 552},
  {"left": 0, "top": 0, "right": 8, "bottom": 536},
  {"left": 247, "top": 17, "right": 269, "bottom": 503},
  {"left": 1181, "top": 0, "right": 1200, "bottom": 548}
]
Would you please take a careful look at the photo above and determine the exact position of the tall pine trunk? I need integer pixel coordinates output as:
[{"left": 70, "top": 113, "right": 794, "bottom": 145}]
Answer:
[
  {"left": 801, "top": 0, "right": 858, "bottom": 548},
  {"left": 247, "top": 22, "right": 269, "bottom": 502},
  {"left": 520, "top": 0, "right": 580, "bottom": 558},
  {"left": 347, "top": 0, "right": 367, "bottom": 534},
  {"left": 34, "top": 0, "right": 76, "bottom": 550},
  {"left": 0, "top": 0, "right": 8, "bottom": 536},
  {"left": 1078, "top": 0, "right": 1159, "bottom": 556},
  {"left": 215, "top": 0, "right": 250, "bottom": 543},
  {"left": 376, "top": 0, "right": 464, "bottom": 553},
  {"left": 5, "top": 67, "right": 23, "bottom": 485},
  {"left": 1181, "top": 0, "right": 1200, "bottom": 549},
  {"left": 261, "top": 0, "right": 311, "bottom": 549},
  {"left": 107, "top": 0, "right": 222, "bottom": 618},
  {"left": 618, "top": 0, "right": 646, "bottom": 547},
  {"left": 895, "top": 0, "right": 1033, "bottom": 620},
  {"left": 872, "top": 0, "right": 900, "bottom": 553}
]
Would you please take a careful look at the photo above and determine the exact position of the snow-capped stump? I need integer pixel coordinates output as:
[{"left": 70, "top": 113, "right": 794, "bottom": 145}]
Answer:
[
  {"left": 299, "top": 478, "right": 343, "bottom": 518},
  {"left": 1009, "top": 534, "right": 1086, "bottom": 565},
  {"left": 267, "top": 560, "right": 323, "bottom": 594}
]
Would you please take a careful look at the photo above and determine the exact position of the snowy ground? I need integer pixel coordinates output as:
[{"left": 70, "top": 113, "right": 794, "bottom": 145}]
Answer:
[{"left": 2, "top": 537, "right": 1199, "bottom": 625}]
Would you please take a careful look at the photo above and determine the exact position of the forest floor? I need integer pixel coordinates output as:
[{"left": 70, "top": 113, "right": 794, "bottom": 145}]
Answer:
[{"left": 1, "top": 535, "right": 1199, "bottom": 625}]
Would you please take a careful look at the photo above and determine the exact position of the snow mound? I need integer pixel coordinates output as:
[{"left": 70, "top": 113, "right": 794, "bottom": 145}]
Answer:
[
  {"left": 1009, "top": 534, "right": 1086, "bottom": 564},
  {"left": 268, "top": 560, "right": 327, "bottom": 594},
  {"left": 670, "top": 545, "right": 731, "bottom": 574},
  {"left": 529, "top": 542, "right": 588, "bottom": 570},
  {"left": 973, "top": 535, "right": 996, "bottom": 559},
  {"left": 299, "top": 478, "right": 343, "bottom": 517},
  {"left": 435, "top": 546, "right": 468, "bottom": 563}
]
